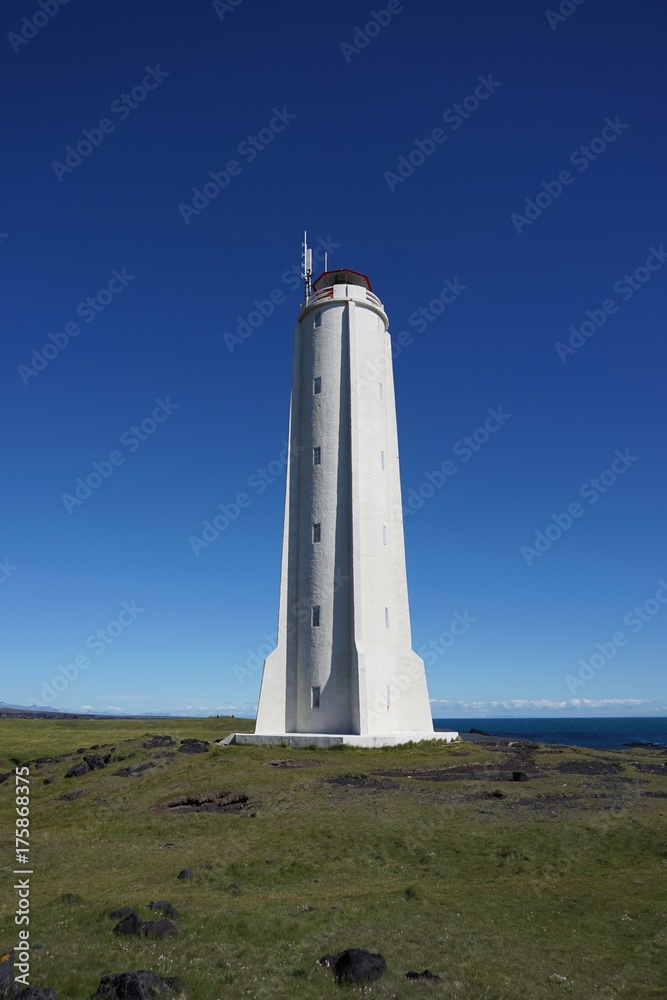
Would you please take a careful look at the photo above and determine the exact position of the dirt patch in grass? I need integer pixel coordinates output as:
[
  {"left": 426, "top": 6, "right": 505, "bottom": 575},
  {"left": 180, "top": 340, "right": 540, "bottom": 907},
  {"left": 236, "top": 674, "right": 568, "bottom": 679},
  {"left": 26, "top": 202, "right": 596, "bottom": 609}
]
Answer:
[
  {"left": 326, "top": 774, "right": 398, "bottom": 790},
  {"left": 154, "top": 791, "right": 252, "bottom": 814},
  {"left": 375, "top": 762, "right": 538, "bottom": 782},
  {"left": 266, "top": 758, "right": 322, "bottom": 768},
  {"left": 377, "top": 760, "right": 494, "bottom": 777},
  {"left": 113, "top": 762, "right": 158, "bottom": 778},
  {"left": 512, "top": 793, "right": 587, "bottom": 808},
  {"left": 556, "top": 760, "right": 623, "bottom": 776},
  {"left": 630, "top": 762, "right": 667, "bottom": 776}
]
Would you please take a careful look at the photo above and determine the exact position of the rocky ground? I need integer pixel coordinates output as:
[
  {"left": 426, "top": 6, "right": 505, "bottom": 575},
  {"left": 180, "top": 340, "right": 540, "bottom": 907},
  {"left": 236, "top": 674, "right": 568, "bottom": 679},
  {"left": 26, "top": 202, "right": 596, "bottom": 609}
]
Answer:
[{"left": 0, "top": 716, "right": 665, "bottom": 998}]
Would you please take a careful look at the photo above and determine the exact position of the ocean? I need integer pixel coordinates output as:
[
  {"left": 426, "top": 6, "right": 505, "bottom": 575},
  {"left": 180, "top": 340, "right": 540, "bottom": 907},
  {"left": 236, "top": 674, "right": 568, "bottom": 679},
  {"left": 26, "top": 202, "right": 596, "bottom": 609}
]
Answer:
[{"left": 432, "top": 717, "right": 667, "bottom": 751}]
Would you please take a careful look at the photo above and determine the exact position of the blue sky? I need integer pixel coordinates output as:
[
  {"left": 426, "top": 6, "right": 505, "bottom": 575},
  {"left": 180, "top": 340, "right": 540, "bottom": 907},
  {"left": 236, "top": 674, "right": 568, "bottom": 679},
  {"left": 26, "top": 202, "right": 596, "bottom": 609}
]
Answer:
[{"left": 2, "top": 0, "right": 666, "bottom": 718}]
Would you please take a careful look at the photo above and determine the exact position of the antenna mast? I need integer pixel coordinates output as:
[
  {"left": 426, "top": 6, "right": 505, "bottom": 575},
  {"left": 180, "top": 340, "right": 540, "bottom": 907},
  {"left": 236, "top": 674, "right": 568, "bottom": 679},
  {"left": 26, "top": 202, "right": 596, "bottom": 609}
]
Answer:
[{"left": 301, "top": 230, "right": 313, "bottom": 300}]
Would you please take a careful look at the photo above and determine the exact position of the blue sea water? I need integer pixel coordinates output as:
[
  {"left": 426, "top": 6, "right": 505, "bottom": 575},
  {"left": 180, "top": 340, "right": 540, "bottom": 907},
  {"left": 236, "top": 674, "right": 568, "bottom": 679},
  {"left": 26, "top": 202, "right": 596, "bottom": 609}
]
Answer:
[{"left": 432, "top": 717, "right": 667, "bottom": 751}]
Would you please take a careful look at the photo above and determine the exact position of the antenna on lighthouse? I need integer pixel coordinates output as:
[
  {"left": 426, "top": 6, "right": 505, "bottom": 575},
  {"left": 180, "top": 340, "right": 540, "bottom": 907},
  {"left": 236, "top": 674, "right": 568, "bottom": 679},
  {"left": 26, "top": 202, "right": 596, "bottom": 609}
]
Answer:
[{"left": 302, "top": 231, "right": 313, "bottom": 299}]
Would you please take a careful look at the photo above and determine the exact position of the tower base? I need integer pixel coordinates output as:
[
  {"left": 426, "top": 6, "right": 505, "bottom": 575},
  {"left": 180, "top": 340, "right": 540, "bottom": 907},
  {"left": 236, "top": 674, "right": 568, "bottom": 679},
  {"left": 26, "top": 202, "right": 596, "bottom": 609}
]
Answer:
[{"left": 219, "top": 731, "right": 459, "bottom": 749}]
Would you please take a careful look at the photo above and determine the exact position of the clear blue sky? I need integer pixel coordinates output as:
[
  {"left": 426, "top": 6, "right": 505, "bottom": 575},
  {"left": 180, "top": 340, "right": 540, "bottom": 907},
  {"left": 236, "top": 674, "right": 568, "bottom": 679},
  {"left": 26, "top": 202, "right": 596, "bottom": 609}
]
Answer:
[{"left": 2, "top": 0, "right": 666, "bottom": 718}]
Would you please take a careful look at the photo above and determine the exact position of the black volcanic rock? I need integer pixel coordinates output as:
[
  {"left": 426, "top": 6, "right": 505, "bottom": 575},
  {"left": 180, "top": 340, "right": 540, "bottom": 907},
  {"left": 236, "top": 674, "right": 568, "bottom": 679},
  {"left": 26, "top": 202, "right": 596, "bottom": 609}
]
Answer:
[
  {"left": 148, "top": 901, "right": 179, "bottom": 918},
  {"left": 143, "top": 735, "right": 176, "bottom": 749},
  {"left": 177, "top": 739, "right": 209, "bottom": 754},
  {"left": 65, "top": 761, "right": 91, "bottom": 778},
  {"left": 141, "top": 919, "right": 179, "bottom": 939},
  {"left": 90, "top": 970, "right": 184, "bottom": 998},
  {"left": 332, "top": 948, "right": 386, "bottom": 984},
  {"left": 83, "top": 754, "right": 108, "bottom": 770},
  {"left": 112, "top": 913, "right": 144, "bottom": 936}
]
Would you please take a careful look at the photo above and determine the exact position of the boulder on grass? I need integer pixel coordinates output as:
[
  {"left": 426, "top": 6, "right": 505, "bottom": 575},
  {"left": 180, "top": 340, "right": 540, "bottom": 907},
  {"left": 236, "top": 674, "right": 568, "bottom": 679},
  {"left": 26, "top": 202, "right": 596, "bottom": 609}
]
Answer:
[
  {"left": 65, "top": 761, "right": 91, "bottom": 778},
  {"left": 318, "top": 955, "right": 337, "bottom": 968},
  {"left": 141, "top": 919, "right": 179, "bottom": 939},
  {"left": 148, "top": 902, "right": 179, "bottom": 919},
  {"left": 112, "top": 913, "right": 143, "bottom": 936},
  {"left": 332, "top": 949, "right": 386, "bottom": 984},
  {"left": 90, "top": 970, "right": 184, "bottom": 998},
  {"left": 83, "top": 754, "right": 108, "bottom": 771}
]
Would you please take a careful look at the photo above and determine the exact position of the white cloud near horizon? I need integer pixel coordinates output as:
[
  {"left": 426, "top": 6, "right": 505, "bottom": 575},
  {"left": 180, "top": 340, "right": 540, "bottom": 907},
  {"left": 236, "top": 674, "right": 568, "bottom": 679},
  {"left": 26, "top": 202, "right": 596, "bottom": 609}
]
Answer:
[{"left": 430, "top": 697, "right": 657, "bottom": 712}]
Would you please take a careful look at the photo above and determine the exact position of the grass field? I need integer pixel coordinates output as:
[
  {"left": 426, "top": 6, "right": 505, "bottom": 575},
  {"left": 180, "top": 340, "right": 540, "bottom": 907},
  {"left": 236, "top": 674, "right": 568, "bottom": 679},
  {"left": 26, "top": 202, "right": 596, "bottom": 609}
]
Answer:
[{"left": 1, "top": 717, "right": 666, "bottom": 998}]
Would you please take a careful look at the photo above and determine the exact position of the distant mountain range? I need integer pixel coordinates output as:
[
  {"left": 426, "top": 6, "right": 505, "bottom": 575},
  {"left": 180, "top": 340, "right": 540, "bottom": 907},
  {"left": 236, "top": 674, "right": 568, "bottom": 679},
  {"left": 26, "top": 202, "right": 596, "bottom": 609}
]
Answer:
[
  {"left": 0, "top": 701, "right": 73, "bottom": 712},
  {"left": 0, "top": 702, "right": 172, "bottom": 718}
]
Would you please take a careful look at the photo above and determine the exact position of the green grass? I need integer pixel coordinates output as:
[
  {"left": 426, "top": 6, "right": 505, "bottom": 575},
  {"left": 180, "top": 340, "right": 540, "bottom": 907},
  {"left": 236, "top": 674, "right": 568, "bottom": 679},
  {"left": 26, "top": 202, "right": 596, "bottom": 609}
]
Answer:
[{"left": 1, "top": 717, "right": 666, "bottom": 998}]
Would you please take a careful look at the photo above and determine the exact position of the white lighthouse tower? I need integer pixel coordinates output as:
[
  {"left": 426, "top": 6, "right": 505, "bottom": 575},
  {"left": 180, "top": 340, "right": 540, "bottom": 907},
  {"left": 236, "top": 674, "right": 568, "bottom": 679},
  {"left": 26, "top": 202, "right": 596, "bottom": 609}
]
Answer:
[{"left": 227, "top": 240, "right": 457, "bottom": 747}]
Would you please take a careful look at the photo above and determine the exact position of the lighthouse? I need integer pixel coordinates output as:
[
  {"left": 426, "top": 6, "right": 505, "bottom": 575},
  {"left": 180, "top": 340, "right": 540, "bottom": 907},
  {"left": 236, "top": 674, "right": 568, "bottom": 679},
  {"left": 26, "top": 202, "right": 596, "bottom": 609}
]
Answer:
[{"left": 226, "top": 241, "right": 457, "bottom": 748}]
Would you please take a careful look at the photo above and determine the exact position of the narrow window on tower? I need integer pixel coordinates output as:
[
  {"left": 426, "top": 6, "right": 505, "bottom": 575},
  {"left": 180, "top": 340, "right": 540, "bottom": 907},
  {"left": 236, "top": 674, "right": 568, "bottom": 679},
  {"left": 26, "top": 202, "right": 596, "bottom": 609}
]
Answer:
[
  {"left": 314, "top": 312, "right": 322, "bottom": 328},
  {"left": 313, "top": 523, "right": 321, "bottom": 543},
  {"left": 382, "top": 525, "right": 387, "bottom": 545},
  {"left": 313, "top": 447, "right": 321, "bottom": 465},
  {"left": 312, "top": 605, "right": 320, "bottom": 627},
  {"left": 381, "top": 450, "right": 385, "bottom": 469},
  {"left": 385, "top": 606, "right": 389, "bottom": 628},
  {"left": 313, "top": 376, "right": 322, "bottom": 394},
  {"left": 312, "top": 685, "right": 321, "bottom": 708},
  {"left": 379, "top": 382, "right": 383, "bottom": 399}
]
